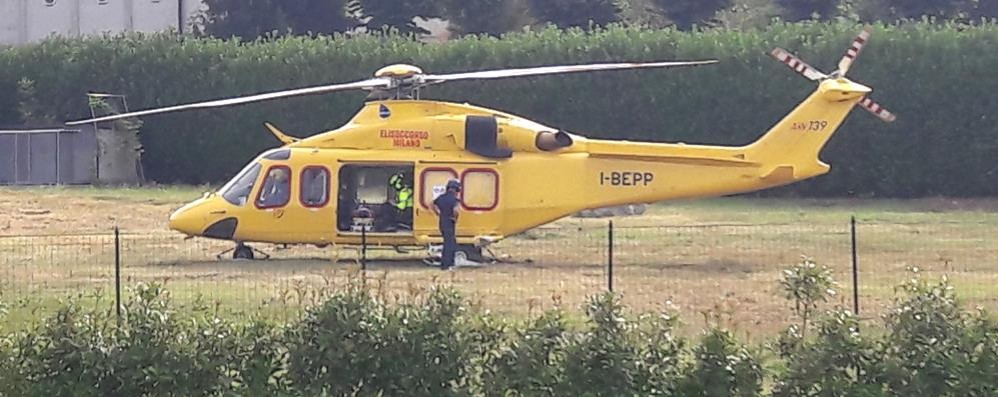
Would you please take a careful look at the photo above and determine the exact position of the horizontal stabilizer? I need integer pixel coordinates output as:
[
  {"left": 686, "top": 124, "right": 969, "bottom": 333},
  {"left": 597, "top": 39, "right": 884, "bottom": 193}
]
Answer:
[{"left": 760, "top": 165, "right": 796, "bottom": 183}]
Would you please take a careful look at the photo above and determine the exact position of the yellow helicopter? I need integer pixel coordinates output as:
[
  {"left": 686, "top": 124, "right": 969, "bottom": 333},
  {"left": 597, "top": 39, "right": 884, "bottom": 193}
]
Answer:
[{"left": 67, "top": 28, "right": 894, "bottom": 262}]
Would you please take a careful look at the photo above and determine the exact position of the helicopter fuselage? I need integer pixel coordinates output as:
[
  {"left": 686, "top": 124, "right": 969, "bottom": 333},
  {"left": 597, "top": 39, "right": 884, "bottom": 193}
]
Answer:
[{"left": 169, "top": 78, "right": 869, "bottom": 248}]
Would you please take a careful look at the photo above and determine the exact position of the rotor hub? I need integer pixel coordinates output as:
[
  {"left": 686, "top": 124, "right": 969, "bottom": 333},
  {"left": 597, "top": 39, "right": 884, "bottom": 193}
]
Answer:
[{"left": 374, "top": 64, "right": 424, "bottom": 79}]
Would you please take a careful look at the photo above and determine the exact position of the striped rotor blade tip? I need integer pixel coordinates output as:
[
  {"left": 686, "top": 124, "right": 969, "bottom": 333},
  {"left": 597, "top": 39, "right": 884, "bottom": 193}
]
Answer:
[
  {"left": 838, "top": 28, "right": 871, "bottom": 76},
  {"left": 770, "top": 48, "right": 826, "bottom": 81},
  {"left": 858, "top": 96, "right": 896, "bottom": 122}
]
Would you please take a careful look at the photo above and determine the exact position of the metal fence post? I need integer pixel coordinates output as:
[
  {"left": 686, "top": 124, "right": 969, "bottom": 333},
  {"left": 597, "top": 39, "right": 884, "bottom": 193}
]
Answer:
[
  {"left": 851, "top": 216, "right": 859, "bottom": 315},
  {"left": 608, "top": 220, "right": 614, "bottom": 293},
  {"left": 114, "top": 226, "right": 122, "bottom": 320},
  {"left": 361, "top": 224, "right": 367, "bottom": 272}
]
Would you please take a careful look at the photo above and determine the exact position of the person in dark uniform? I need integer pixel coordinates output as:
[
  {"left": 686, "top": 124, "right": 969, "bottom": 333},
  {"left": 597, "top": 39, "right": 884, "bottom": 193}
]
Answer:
[{"left": 432, "top": 179, "right": 461, "bottom": 270}]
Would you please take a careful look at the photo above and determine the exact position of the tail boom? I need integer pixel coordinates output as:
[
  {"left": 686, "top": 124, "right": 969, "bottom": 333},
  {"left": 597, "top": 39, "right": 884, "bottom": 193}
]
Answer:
[{"left": 743, "top": 78, "right": 870, "bottom": 183}]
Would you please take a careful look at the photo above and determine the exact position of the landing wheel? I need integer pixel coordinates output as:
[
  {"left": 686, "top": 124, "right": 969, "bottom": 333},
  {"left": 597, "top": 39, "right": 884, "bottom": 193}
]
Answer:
[
  {"left": 233, "top": 244, "right": 254, "bottom": 260},
  {"left": 454, "top": 244, "right": 483, "bottom": 262},
  {"left": 424, "top": 244, "right": 483, "bottom": 266},
  {"left": 457, "top": 245, "right": 483, "bottom": 262}
]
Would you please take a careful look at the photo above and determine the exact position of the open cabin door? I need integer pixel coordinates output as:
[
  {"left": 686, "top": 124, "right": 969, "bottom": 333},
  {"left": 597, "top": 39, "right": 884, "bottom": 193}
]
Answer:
[
  {"left": 335, "top": 162, "right": 415, "bottom": 236},
  {"left": 414, "top": 161, "right": 502, "bottom": 242}
]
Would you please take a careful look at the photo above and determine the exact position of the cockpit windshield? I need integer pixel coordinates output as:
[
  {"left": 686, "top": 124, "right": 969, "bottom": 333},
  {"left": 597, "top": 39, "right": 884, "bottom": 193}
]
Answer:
[{"left": 219, "top": 162, "right": 262, "bottom": 206}]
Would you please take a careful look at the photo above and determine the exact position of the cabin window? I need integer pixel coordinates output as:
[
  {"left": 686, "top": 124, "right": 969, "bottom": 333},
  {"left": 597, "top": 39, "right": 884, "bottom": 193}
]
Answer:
[
  {"left": 420, "top": 168, "right": 458, "bottom": 209},
  {"left": 461, "top": 169, "right": 499, "bottom": 210},
  {"left": 300, "top": 166, "right": 329, "bottom": 208},
  {"left": 219, "top": 162, "right": 261, "bottom": 206},
  {"left": 262, "top": 148, "right": 291, "bottom": 160},
  {"left": 256, "top": 165, "right": 292, "bottom": 209}
]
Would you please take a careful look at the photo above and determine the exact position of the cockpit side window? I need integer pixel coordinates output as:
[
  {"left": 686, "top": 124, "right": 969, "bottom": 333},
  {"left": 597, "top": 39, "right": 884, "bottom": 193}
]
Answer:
[
  {"left": 300, "top": 166, "right": 330, "bottom": 208},
  {"left": 220, "top": 162, "right": 261, "bottom": 206},
  {"left": 256, "top": 165, "right": 292, "bottom": 209}
]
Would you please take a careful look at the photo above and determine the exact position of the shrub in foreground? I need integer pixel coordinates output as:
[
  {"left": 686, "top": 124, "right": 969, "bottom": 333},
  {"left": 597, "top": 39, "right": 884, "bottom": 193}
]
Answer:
[{"left": 3, "top": 262, "right": 998, "bottom": 396}]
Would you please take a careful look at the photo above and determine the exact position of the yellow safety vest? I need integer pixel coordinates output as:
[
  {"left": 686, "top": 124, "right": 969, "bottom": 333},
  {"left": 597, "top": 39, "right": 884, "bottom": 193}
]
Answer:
[{"left": 396, "top": 187, "right": 413, "bottom": 210}]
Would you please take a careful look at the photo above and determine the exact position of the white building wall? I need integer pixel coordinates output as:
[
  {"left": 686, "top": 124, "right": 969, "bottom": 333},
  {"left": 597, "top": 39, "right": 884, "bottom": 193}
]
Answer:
[
  {"left": 25, "top": 0, "right": 76, "bottom": 43},
  {"left": 0, "top": 2, "right": 22, "bottom": 44},
  {"left": 133, "top": 0, "right": 180, "bottom": 32},
  {"left": 0, "top": 0, "right": 204, "bottom": 46},
  {"left": 79, "top": 0, "right": 130, "bottom": 36}
]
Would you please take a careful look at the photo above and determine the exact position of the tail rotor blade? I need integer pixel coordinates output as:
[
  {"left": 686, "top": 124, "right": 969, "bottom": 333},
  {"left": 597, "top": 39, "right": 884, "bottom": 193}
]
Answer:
[
  {"left": 837, "top": 27, "right": 871, "bottom": 77},
  {"left": 858, "top": 96, "right": 896, "bottom": 122},
  {"left": 770, "top": 48, "right": 827, "bottom": 81}
]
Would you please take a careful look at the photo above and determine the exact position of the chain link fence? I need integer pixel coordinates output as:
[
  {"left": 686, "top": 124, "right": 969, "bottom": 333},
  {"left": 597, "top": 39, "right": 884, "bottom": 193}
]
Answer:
[{"left": 1, "top": 218, "right": 995, "bottom": 337}]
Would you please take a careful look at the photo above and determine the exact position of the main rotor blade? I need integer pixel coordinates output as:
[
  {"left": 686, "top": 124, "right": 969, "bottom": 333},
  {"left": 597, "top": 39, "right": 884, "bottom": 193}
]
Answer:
[
  {"left": 858, "top": 96, "right": 896, "bottom": 122},
  {"left": 66, "top": 77, "right": 391, "bottom": 126},
  {"left": 420, "top": 60, "right": 718, "bottom": 83},
  {"left": 770, "top": 48, "right": 827, "bottom": 81},
  {"left": 837, "top": 27, "right": 871, "bottom": 77}
]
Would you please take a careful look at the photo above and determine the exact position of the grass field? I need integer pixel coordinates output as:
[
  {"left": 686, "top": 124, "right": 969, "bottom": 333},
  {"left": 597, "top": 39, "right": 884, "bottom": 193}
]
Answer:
[{"left": 3, "top": 185, "right": 998, "bottom": 340}]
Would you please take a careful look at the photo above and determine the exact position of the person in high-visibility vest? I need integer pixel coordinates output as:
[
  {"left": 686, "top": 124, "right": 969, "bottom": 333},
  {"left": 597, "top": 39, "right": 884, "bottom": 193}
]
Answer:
[{"left": 389, "top": 171, "right": 413, "bottom": 229}]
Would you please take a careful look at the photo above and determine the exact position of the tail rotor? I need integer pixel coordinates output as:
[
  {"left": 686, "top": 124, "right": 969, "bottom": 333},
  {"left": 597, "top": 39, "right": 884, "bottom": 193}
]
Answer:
[{"left": 769, "top": 26, "right": 895, "bottom": 123}]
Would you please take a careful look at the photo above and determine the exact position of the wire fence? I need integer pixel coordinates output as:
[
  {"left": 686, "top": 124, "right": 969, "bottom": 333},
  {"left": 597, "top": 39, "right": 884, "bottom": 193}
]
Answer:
[{"left": 1, "top": 218, "right": 995, "bottom": 337}]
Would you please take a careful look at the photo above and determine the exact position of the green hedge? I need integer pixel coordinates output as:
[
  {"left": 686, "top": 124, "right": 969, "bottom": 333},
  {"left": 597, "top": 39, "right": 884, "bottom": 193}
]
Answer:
[
  {"left": 2, "top": 21, "right": 996, "bottom": 197},
  {"left": 2, "top": 265, "right": 998, "bottom": 396}
]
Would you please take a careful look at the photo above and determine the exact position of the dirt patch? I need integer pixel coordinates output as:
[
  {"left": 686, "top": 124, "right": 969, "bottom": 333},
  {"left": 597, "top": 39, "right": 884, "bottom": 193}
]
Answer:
[
  {"left": 908, "top": 197, "right": 998, "bottom": 213},
  {"left": 0, "top": 188, "right": 183, "bottom": 235}
]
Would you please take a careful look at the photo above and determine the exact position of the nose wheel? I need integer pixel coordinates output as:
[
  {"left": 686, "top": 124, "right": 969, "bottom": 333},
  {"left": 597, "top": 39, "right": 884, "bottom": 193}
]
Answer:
[
  {"left": 216, "top": 242, "right": 271, "bottom": 260},
  {"left": 234, "top": 244, "right": 254, "bottom": 260}
]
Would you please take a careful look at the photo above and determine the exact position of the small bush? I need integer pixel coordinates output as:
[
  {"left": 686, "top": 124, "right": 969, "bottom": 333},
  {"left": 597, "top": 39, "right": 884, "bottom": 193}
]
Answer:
[
  {"left": 286, "top": 285, "right": 475, "bottom": 396},
  {"left": 560, "top": 293, "right": 642, "bottom": 395},
  {"left": 876, "top": 270, "right": 998, "bottom": 396},
  {"left": 481, "top": 310, "right": 568, "bottom": 396},
  {"left": 3, "top": 304, "right": 105, "bottom": 397},
  {"left": 632, "top": 308, "right": 686, "bottom": 395},
  {"left": 779, "top": 257, "right": 838, "bottom": 337},
  {"left": 285, "top": 287, "right": 388, "bottom": 394},
  {"left": 679, "top": 328, "right": 764, "bottom": 397},
  {"left": 772, "top": 309, "right": 883, "bottom": 397}
]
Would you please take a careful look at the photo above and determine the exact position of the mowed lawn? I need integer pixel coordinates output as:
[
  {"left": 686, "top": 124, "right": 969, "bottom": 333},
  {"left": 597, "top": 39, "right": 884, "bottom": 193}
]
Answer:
[{"left": 3, "top": 185, "right": 998, "bottom": 339}]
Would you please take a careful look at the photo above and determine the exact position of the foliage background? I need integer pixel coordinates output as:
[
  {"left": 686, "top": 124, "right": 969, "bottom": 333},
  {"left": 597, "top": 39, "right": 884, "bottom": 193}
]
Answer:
[{"left": 0, "top": 21, "right": 995, "bottom": 197}]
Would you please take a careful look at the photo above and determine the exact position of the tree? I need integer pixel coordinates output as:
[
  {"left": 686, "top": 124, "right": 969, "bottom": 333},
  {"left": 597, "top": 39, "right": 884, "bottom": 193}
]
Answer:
[
  {"left": 356, "top": 0, "right": 441, "bottom": 35},
  {"left": 441, "top": 0, "right": 534, "bottom": 36},
  {"left": 526, "top": 0, "right": 622, "bottom": 29},
  {"left": 280, "top": 0, "right": 358, "bottom": 35},
  {"left": 653, "top": 0, "right": 731, "bottom": 29},
  {"left": 776, "top": 0, "right": 840, "bottom": 21},
  {"left": 971, "top": 0, "right": 998, "bottom": 19},
  {"left": 615, "top": 0, "right": 671, "bottom": 28},
  {"left": 713, "top": 0, "right": 784, "bottom": 30},
  {"left": 882, "top": 0, "right": 976, "bottom": 19},
  {"left": 199, "top": 0, "right": 354, "bottom": 40}
]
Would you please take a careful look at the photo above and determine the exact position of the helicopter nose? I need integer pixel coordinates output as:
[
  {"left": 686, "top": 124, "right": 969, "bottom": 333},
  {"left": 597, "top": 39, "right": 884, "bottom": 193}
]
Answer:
[{"left": 169, "top": 205, "right": 204, "bottom": 236}]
